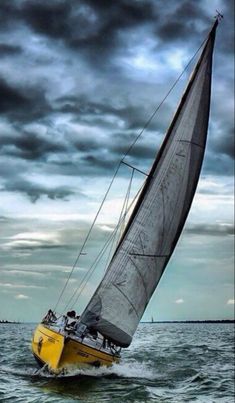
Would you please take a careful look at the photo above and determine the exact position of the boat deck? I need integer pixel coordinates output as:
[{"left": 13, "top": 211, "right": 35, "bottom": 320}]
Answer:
[{"left": 49, "top": 324, "right": 117, "bottom": 357}]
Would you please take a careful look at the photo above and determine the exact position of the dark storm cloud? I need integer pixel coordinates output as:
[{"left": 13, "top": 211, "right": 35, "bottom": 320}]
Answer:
[
  {"left": 203, "top": 122, "right": 234, "bottom": 176},
  {"left": 14, "top": 133, "right": 64, "bottom": 160},
  {"left": 110, "top": 138, "right": 157, "bottom": 160},
  {"left": 155, "top": 0, "right": 233, "bottom": 55},
  {"left": 176, "top": 1, "right": 205, "bottom": 20},
  {"left": 0, "top": 0, "right": 17, "bottom": 29},
  {"left": 0, "top": 78, "right": 31, "bottom": 113},
  {"left": 82, "top": 154, "right": 116, "bottom": 171},
  {"left": 0, "top": 77, "right": 51, "bottom": 123},
  {"left": 0, "top": 0, "right": 233, "bottom": 195},
  {"left": 203, "top": 154, "right": 234, "bottom": 177},
  {"left": 0, "top": 0, "right": 232, "bottom": 67},
  {"left": 53, "top": 96, "right": 156, "bottom": 129},
  {"left": 0, "top": 44, "right": 22, "bottom": 56},
  {"left": 0, "top": 131, "right": 65, "bottom": 161},
  {"left": 56, "top": 95, "right": 163, "bottom": 133},
  {"left": 156, "top": 2, "right": 207, "bottom": 43},
  {"left": 54, "top": 96, "right": 126, "bottom": 125},
  {"left": 215, "top": 0, "right": 234, "bottom": 54},
  {"left": 0, "top": 0, "right": 214, "bottom": 70},
  {"left": 20, "top": 0, "right": 219, "bottom": 58},
  {"left": 212, "top": 127, "right": 234, "bottom": 160},
  {"left": 21, "top": 1, "right": 72, "bottom": 39},
  {"left": 4, "top": 177, "right": 75, "bottom": 202},
  {"left": 20, "top": 0, "right": 155, "bottom": 56}
]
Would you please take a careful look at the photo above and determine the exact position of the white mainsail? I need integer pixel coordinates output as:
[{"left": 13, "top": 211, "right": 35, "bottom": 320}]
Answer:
[{"left": 81, "top": 21, "right": 218, "bottom": 347}]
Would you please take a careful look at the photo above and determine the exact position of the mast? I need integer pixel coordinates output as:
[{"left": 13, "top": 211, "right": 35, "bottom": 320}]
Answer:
[{"left": 80, "top": 19, "right": 219, "bottom": 347}]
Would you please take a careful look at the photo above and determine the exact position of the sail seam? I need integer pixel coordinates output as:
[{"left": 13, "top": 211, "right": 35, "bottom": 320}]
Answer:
[
  {"left": 113, "top": 284, "right": 139, "bottom": 318},
  {"left": 175, "top": 153, "right": 186, "bottom": 158},
  {"left": 178, "top": 139, "right": 204, "bottom": 149},
  {"left": 129, "top": 253, "right": 168, "bottom": 257},
  {"left": 139, "top": 232, "right": 146, "bottom": 254},
  {"left": 130, "top": 256, "right": 149, "bottom": 301}
]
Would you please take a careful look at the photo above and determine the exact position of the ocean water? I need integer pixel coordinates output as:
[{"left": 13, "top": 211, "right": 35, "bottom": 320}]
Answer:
[{"left": 0, "top": 323, "right": 234, "bottom": 402}]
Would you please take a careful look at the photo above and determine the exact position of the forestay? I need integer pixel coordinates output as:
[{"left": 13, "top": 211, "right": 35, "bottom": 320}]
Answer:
[{"left": 80, "top": 21, "right": 218, "bottom": 347}]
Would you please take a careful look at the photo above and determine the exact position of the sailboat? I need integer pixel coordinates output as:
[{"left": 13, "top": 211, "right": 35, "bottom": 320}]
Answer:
[{"left": 32, "top": 17, "right": 220, "bottom": 373}]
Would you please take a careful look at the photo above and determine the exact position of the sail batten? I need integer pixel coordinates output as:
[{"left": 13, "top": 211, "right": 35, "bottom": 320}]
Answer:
[{"left": 80, "top": 21, "right": 218, "bottom": 347}]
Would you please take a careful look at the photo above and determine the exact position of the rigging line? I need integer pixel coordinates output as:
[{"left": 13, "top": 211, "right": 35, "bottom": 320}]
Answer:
[
  {"left": 67, "top": 180, "right": 146, "bottom": 310},
  {"left": 105, "top": 168, "right": 134, "bottom": 271},
  {"left": 116, "top": 168, "right": 135, "bottom": 248},
  {"left": 65, "top": 214, "right": 124, "bottom": 310},
  {"left": 53, "top": 31, "right": 209, "bottom": 313},
  {"left": 124, "top": 169, "right": 134, "bottom": 227},
  {"left": 98, "top": 179, "right": 146, "bottom": 288},
  {"left": 105, "top": 221, "right": 119, "bottom": 273},
  {"left": 53, "top": 160, "right": 122, "bottom": 312},
  {"left": 66, "top": 180, "right": 144, "bottom": 310},
  {"left": 78, "top": 169, "right": 135, "bottom": 308}
]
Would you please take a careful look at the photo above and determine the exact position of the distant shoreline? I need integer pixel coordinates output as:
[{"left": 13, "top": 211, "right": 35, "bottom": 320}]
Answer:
[
  {"left": 141, "top": 320, "right": 235, "bottom": 324},
  {"left": 1, "top": 319, "right": 234, "bottom": 324},
  {"left": 0, "top": 320, "right": 20, "bottom": 324}
]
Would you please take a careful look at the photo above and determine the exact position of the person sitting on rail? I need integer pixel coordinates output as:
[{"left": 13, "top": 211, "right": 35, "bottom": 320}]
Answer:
[
  {"left": 42, "top": 309, "right": 57, "bottom": 324},
  {"left": 66, "top": 310, "right": 77, "bottom": 327}
]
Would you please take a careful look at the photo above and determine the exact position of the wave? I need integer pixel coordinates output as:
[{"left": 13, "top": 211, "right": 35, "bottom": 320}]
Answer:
[
  {"left": 0, "top": 359, "right": 155, "bottom": 381},
  {"left": 0, "top": 323, "right": 234, "bottom": 402}
]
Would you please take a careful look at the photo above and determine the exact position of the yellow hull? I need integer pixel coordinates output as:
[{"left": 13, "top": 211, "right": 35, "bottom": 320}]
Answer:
[{"left": 32, "top": 324, "right": 119, "bottom": 373}]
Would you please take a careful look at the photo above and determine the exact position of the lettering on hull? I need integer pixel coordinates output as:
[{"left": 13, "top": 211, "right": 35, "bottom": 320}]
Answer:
[{"left": 76, "top": 350, "right": 89, "bottom": 358}]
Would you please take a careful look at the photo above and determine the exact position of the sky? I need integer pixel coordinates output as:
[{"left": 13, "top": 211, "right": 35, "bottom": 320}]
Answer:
[{"left": 0, "top": 0, "right": 234, "bottom": 323}]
